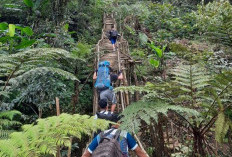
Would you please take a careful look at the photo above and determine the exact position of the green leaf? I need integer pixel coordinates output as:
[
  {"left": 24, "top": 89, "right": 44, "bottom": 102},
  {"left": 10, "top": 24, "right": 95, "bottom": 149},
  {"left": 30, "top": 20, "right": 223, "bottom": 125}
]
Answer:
[
  {"left": 23, "top": 0, "right": 34, "bottom": 7},
  {"left": 149, "top": 59, "right": 160, "bottom": 68},
  {"left": 22, "top": 27, "right": 34, "bottom": 36},
  {"left": 0, "top": 22, "right": 8, "bottom": 30},
  {"left": 9, "top": 24, "right": 15, "bottom": 37},
  {"left": 63, "top": 24, "right": 69, "bottom": 32},
  {"left": 15, "top": 39, "right": 36, "bottom": 49},
  {"left": 154, "top": 47, "right": 163, "bottom": 58},
  {"left": 15, "top": 25, "right": 23, "bottom": 30},
  {"left": 0, "top": 36, "right": 10, "bottom": 43},
  {"left": 42, "top": 33, "right": 57, "bottom": 37},
  {"left": 138, "top": 32, "right": 148, "bottom": 45},
  {"left": 125, "top": 25, "right": 135, "bottom": 35},
  {"left": 215, "top": 112, "right": 225, "bottom": 142}
]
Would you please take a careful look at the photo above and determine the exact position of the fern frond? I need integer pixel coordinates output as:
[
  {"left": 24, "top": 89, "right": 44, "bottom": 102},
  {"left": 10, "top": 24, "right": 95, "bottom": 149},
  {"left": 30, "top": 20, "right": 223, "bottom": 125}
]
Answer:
[
  {"left": 0, "top": 113, "right": 110, "bottom": 157},
  {"left": 215, "top": 112, "right": 231, "bottom": 143},
  {"left": 171, "top": 63, "right": 210, "bottom": 107},
  {"left": 0, "top": 130, "right": 14, "bottom": 139},
  {"left": 0, "top": 119, "right": 21, "bottom": 128},
  {"left": 120, "top": 101, "right": 199, "bottom": 133},
  {"left": 0, "top": 91, "right": 10, "bottom": 98},
  {"left": 0, "top": 110, "right": 22, "bottom": 120},
  {"left": 12, "top": 67, "right": 79, "bottom": 82}
]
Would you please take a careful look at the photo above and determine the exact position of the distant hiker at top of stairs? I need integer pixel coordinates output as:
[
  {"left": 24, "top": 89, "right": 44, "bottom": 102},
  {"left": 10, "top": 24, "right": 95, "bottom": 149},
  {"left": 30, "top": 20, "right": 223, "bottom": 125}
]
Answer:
[
  {"left": 108, "top": 25, "right": 120, "bottom": 51},
  {"left": 93, "top": 61, "right": 123, "bottom": 113}
]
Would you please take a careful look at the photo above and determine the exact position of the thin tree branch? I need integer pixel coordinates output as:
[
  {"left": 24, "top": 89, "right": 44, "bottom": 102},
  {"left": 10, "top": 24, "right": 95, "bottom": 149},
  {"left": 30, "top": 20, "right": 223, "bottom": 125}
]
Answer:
[
  {"left": 200, "top": 115, "right": 217, "bottom": 135},
  {"left": 3, "top": 68, "right": 18, "bottom": 91},
  {"left": 173, "top": 111, "right": 194, "bottom": 130},
  {"left": 78, "top": 71, "right": 94, "bottom": 93}
]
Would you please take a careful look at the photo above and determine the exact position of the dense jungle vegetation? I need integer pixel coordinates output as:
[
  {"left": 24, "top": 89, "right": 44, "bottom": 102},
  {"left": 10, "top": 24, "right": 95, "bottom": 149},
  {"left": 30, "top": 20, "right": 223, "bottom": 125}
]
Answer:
[{"left": 0, "top": 0, "right": 232, "bottom": 156}]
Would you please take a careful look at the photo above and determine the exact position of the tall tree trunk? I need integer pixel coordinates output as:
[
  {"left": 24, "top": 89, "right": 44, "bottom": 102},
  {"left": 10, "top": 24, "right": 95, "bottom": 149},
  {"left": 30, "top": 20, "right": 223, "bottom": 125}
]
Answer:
[
  {"left": 72, "top": 80, "right": 79, "bottom": 114},
  {"left": 71, "top": 66, "right": 79, "bottom": 113},
  {"left": 151, "top": 115, "right": 168, "bottom": 157}
]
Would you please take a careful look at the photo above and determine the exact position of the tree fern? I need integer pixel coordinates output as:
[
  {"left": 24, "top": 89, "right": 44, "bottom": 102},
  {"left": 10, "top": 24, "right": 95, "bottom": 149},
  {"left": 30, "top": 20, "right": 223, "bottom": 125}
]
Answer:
[
  {"left": 0, "top": 48, "right": 82, "bottom": 106},
  {"left": 0, "top": 48, "right": 82, "bottom": 79},
  {"left": 117, "top": 63, "right": 232, "bottom": 154},
  {"left": 0, "top": 113, "right": 110, "bottom": 157},
  {"left": 120, "top": 101, "right": 199, "bottom": 133}
]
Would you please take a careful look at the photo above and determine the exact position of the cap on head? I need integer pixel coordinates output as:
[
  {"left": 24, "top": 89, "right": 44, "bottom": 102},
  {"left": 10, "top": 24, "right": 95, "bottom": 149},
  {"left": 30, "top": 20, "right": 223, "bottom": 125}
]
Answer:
[{"left": 99, "top": 99, "right": 107, "bottom": 109}]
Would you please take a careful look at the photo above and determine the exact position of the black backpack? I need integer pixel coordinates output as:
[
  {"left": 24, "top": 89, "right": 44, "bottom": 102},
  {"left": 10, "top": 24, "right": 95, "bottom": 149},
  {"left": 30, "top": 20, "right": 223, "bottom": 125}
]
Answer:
[
  {"left": 110, "top": 30, "right": 118, "bottom": 38},
  {"left": 96, "top": 111, "right": 119, "bottom": 122},
  {"left": 92, "top": 129, "right": 124, "bottom": 157}
]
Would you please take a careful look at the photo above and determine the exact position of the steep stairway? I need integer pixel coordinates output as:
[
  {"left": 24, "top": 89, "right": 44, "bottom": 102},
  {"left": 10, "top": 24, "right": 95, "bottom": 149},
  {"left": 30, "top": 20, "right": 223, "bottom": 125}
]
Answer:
[{"left": 93, "top": 13, "right": 139, "bottom": 114}]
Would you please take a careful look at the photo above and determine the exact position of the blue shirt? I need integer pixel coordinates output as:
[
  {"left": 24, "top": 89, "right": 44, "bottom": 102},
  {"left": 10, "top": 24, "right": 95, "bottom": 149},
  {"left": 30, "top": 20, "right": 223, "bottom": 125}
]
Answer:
[{"left": 88, "top": 128, "right": 138, "bottom": 157}]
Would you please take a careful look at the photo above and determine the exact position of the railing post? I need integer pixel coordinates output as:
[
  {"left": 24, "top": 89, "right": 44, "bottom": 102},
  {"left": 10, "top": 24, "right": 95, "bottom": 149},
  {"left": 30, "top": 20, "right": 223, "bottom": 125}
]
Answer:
[{"left": 56, "top": 97, "right": 60, "bottom": 116}]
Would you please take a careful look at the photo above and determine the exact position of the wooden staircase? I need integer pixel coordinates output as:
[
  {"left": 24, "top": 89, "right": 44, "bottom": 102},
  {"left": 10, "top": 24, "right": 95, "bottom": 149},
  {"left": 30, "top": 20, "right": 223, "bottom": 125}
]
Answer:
[{"left": 93, "top": 13, "right": 139, "bottom": 114}]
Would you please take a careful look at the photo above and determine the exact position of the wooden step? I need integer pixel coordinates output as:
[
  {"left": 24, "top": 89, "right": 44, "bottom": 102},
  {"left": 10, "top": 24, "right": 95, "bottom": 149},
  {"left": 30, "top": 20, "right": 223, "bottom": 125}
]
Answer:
[{"left": 105, "top": 22, "right": 114, "bottom": 25}]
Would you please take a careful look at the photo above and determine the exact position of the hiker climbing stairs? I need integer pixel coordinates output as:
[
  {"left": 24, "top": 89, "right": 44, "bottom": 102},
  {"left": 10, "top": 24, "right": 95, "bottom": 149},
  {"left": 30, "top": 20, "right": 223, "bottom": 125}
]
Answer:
[{"left": 93, "top": 13, "right": 139, "bottom": 114}]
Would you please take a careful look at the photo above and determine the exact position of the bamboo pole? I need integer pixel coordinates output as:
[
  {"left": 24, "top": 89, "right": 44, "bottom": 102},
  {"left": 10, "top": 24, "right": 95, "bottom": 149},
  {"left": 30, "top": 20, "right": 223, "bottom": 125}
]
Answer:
[
  {"left": 116, "top": 41, "right": 125, "bottom": 111},
  {"left": 122, "top": 65, "right": 129, "bottom": 106},
  {"left": 133, "top": 64, "right": 139, "bottom": 101},
  {"left": 133, "top": 131, "right": 149, "bottom": 157}
]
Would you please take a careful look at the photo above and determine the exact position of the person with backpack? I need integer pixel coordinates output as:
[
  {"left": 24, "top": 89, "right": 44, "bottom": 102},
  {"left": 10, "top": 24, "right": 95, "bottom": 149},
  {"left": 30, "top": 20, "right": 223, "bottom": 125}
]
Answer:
[
  {"left": 93, "top": 61, "right": 123, "bottom": 113},
  {"left": 93, "top": 98, "right": 120, "bottom": 137},
  {"left": 81, "top": 120, "right": 148, "bottom": 157},
  {"left": 108, "top": 25, "right": 120, "bottom": 51},
  {"left": 95, "top": 98, "right": 119, "bottom": 122}
]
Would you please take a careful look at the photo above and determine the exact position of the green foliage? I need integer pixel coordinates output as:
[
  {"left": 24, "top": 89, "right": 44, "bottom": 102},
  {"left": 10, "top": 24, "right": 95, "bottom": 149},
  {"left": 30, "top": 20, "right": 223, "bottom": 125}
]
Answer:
[
  {"left": 0, "top": 23, "right": 37, "bottom": 54},
  {"left": 147, "top": 42, "right": 166, "bottom": 68},
  {"left": 0, "top": 110, "right": 22, "bottom": 139},
  {"left": 120, "top": 101, "right": 199, "bottom": 133},
  {"left": 171, "top": 63, "right": 210, "bottom": 107},
  {"left": 0, "top": 48, "right": 80, "bottom": 110},
  {"left": 138, "top": 33, "right": 148, "bottom": 46},
  {"left": 71, "top": 42, "right": 92, "bottom": 59},
  {"left": 0, "top": 113, "right": 110, "bottom": 157},
  {"left": 215, "top": 112, "right": 231, "bottom": 143},
  {"left": 195, "top": 0, "right": 232, "bottom": 46},
  {"left": 8, "top": 24, "right": 15, "bottom": 37},
  {"left": 11, "top": 71, "right": 73, "bottom": 113},
  {"left": 23, "top": 0, "right": 34, "bottom": 8},
  {"left": 0, "top": 110, "right": 21, "bottom": 120},
  {"left": 0, "top": 48, "right": 79, "bottom": 78},
  {"left": 144, "top": 3, "right": 197, "bottom": 42},
  {"left": 118, "top": 64, "right": 232, "bottom": 145}
]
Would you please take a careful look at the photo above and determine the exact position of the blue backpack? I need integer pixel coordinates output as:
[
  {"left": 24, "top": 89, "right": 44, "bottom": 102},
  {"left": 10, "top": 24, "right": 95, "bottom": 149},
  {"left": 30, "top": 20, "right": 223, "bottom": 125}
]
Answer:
[{"left": 95, "top": 61, "right": 111, "bottom": 90}]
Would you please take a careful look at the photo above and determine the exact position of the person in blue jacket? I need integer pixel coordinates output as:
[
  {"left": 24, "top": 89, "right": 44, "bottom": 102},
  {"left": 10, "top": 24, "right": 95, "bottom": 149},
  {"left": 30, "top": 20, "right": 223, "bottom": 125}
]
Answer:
[{"left": 81, "top": 120, "right": 148, "bottom": 157}]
